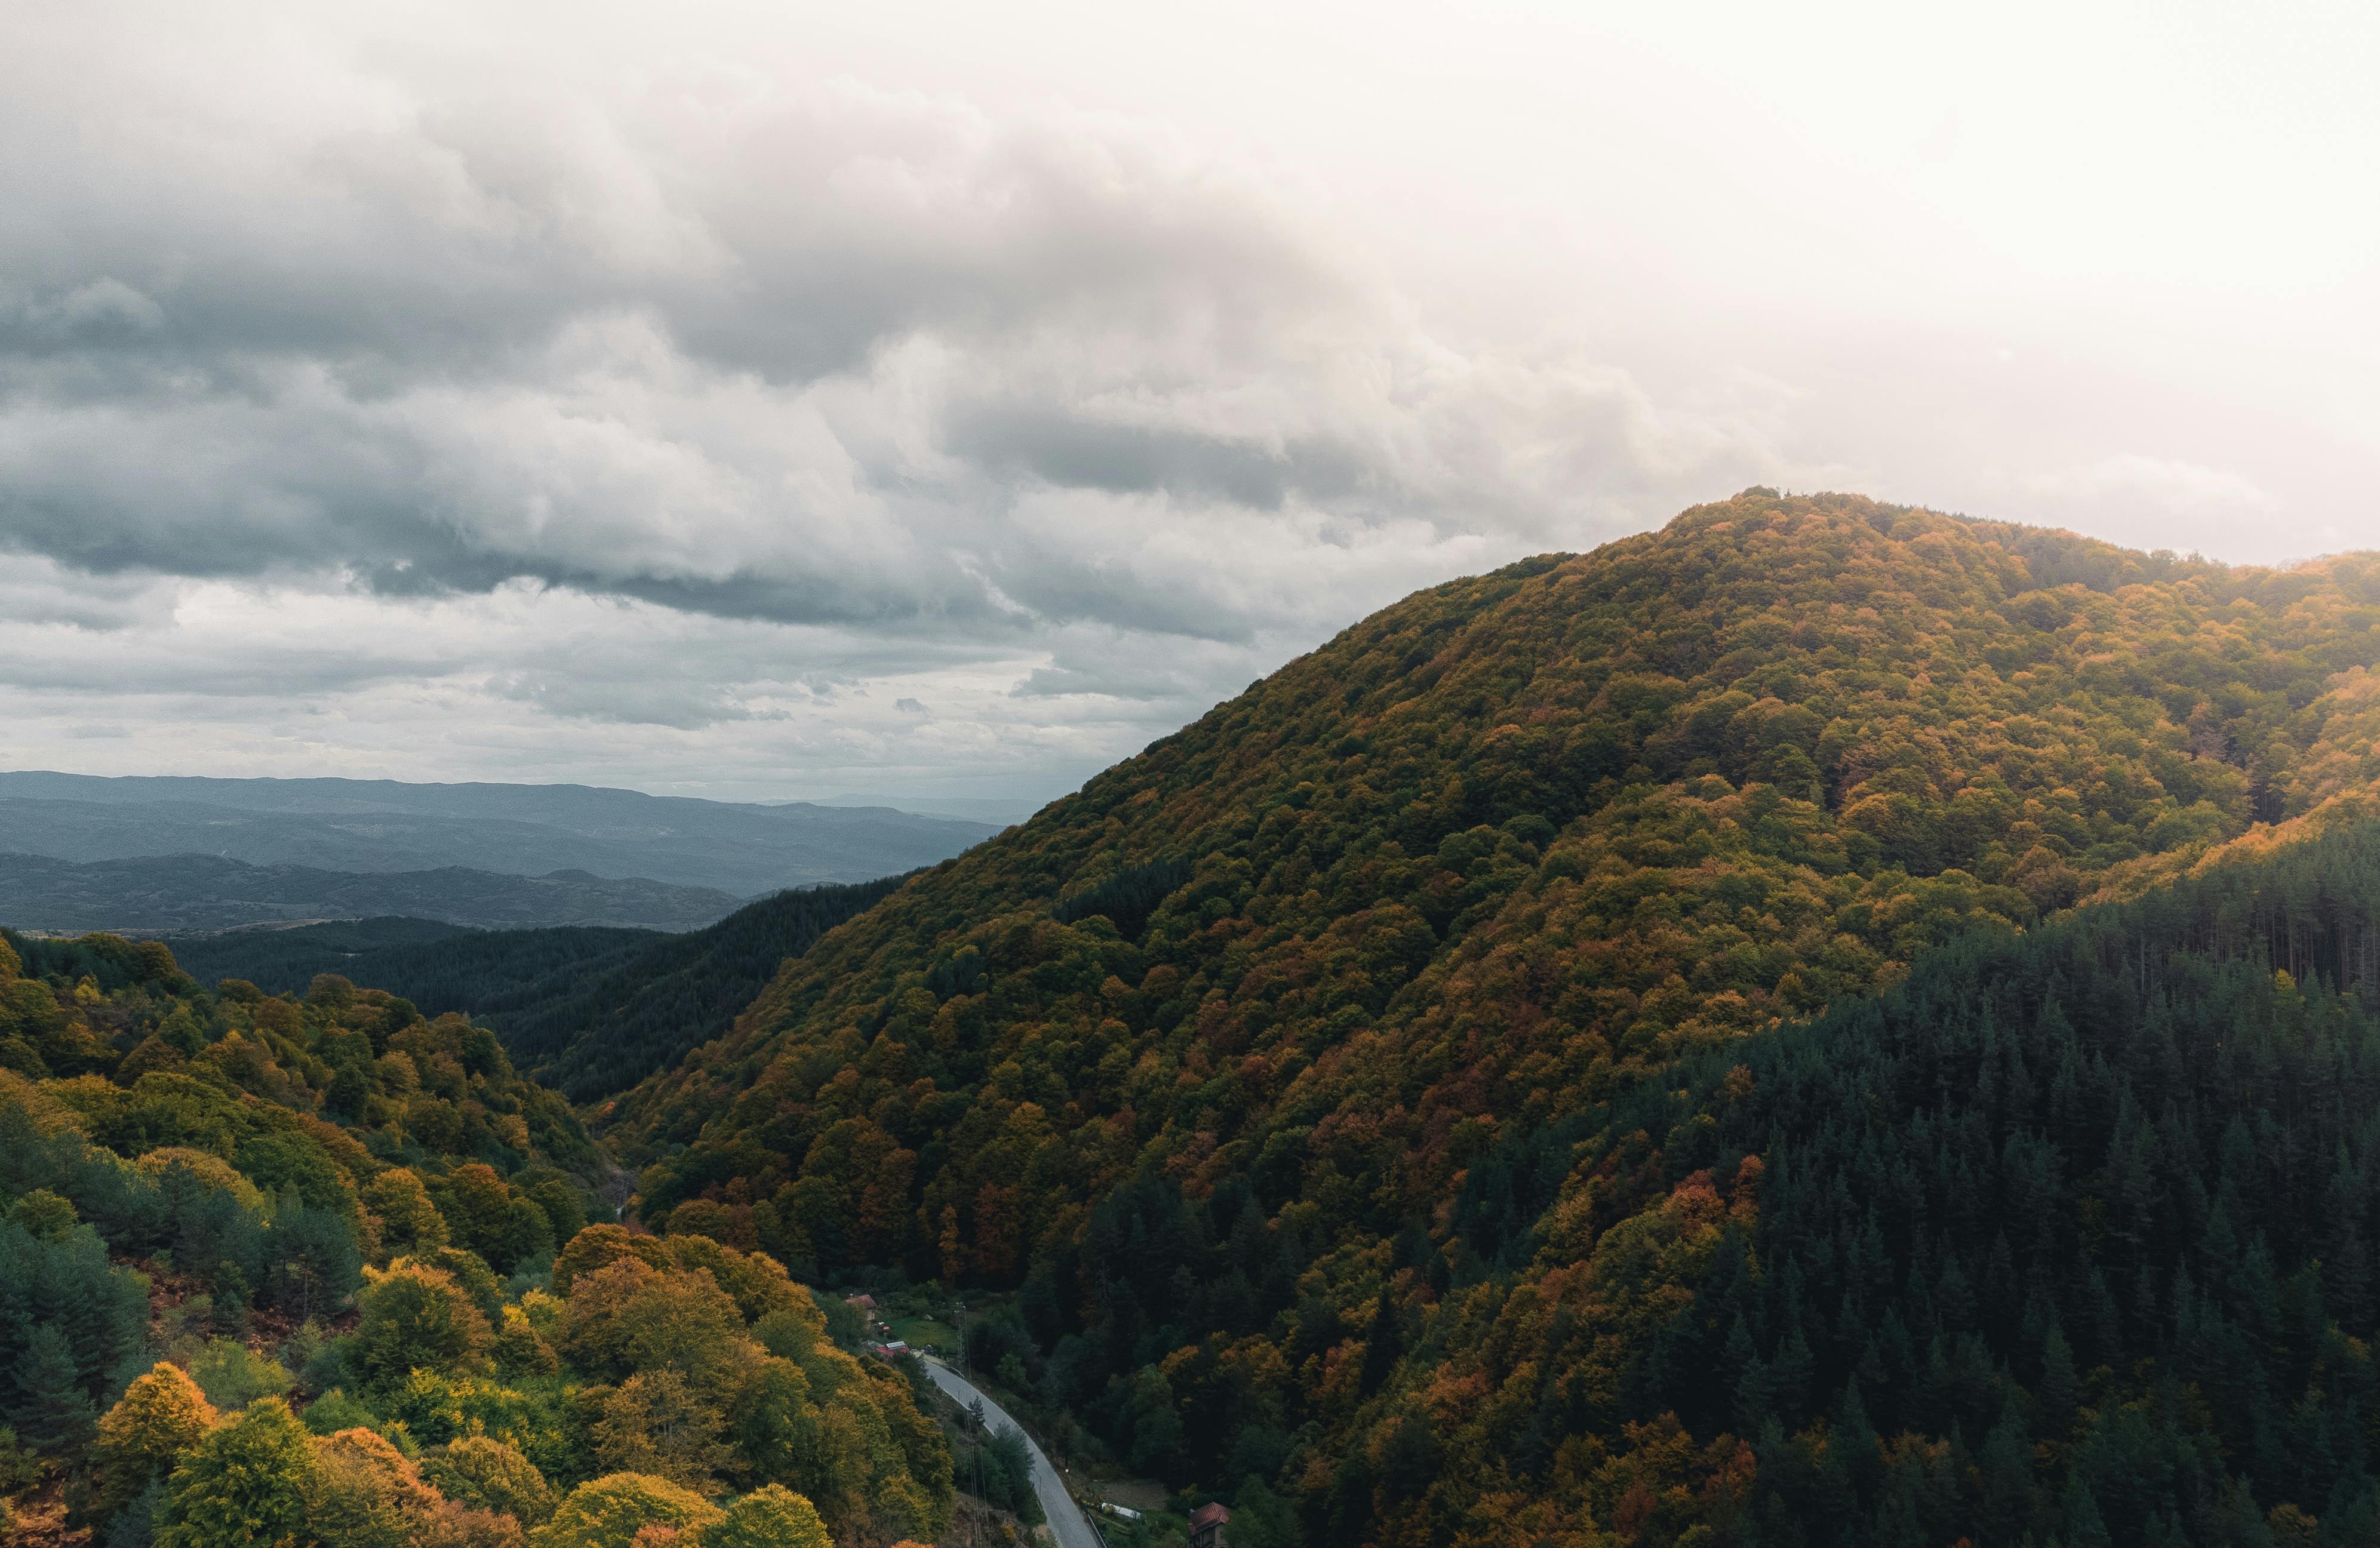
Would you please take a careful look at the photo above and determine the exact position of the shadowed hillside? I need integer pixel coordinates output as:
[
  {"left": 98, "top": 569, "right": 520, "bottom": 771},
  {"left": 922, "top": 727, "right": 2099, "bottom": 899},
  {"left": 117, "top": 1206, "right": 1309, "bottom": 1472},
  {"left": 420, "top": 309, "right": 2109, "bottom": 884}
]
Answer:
[{"left": 167, "top": 875, "right": 911, "bottom": 1102}]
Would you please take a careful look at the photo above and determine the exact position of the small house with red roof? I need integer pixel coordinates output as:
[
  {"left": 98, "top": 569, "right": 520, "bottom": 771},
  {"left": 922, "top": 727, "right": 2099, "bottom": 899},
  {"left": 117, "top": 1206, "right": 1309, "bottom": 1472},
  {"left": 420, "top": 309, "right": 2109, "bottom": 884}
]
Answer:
[{"left": 1189, "top": 1503, "right": 1231, "bottom": 1548}]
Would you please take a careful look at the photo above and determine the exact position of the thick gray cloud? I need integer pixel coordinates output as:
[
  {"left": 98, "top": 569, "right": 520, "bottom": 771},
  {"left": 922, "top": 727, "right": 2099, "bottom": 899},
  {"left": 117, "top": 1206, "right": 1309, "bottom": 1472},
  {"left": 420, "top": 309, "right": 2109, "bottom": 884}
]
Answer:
[
  {"left": 1, "top": 2, "right": 2366, "bottom": 804},
  {"left": 0, "top": 13, "right": 1779, "bottom": 652}
]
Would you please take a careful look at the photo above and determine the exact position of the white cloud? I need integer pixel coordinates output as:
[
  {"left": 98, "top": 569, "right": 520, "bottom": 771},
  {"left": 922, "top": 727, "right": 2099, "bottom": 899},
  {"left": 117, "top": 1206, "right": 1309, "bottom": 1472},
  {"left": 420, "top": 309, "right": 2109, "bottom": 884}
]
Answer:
[
  {"left": 0, "top": 32, "right": 1781, "bottom": 630},
  {"left": 0, "top": 1, "right": 2370, "bottom": 800},
  {"left": 2013, "top": 455, "right": 2285, "bottom": 561}
]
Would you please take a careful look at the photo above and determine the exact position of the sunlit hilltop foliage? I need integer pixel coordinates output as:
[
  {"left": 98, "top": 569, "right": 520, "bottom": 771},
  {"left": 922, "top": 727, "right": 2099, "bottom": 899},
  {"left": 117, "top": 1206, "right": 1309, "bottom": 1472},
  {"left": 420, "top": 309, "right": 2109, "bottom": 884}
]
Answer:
[
  {"left": 608, "top": 493, "right": 2380, "bottom": 1545},
  {"left": 0, "top": 931, "right": 950, "bottom": 1548}
]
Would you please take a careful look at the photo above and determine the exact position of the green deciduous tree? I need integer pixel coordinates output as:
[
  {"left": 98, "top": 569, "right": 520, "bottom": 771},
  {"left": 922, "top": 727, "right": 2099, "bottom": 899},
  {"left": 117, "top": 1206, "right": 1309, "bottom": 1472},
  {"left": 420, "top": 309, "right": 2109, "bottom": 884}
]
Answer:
[
  {"left": 354, "top": 1264, "right": 493, "bottom": 1390},
  {"left": 532, "top": 1473, "right": 721, "bottom": 1548},
  {"left": 153, "top": 1396, "right": 320, "bottom": 1548},
  {"left": 187, "top": 1338, "right": 291, "bottom": 1412},
  {"left": 697, "top": 1485, "right": 833, "bottom": 1548},
  {"left": 559, "top": 1259, "right": 742, "bottom": 1392},
  {"left": 362, "top": 1171, "right": 448, "bottom": 1262},
  {"left": 589, "top": 1370, "right": 733, "bottom": 1488},
  {"left": 9, "top": 1187, "right": 78, "bottom": 1241},
  {"left": 422, "top": 1435, "right": 557, "bottom": 1527},
  {"left": 435, "top": 1165, "right": 525, "bottom": 1274}
]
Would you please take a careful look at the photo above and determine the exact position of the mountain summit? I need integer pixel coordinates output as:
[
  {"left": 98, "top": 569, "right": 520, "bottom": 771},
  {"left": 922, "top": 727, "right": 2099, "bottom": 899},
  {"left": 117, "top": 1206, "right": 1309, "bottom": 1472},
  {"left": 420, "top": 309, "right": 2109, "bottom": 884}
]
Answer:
[
  {"left": 619, "top": 490, "right": 2380, "bottom": 1183},
  {"left": 608, "top": 491, "right": 2380, "bottom": 1535}
]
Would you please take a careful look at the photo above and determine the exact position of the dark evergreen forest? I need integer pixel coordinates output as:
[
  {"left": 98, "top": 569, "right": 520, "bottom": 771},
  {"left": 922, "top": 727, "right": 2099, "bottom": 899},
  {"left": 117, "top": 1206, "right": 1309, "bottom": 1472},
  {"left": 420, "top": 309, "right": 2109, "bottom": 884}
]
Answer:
[{"left": 954, "top": 825, "right": 2380, "bottom": 1547}]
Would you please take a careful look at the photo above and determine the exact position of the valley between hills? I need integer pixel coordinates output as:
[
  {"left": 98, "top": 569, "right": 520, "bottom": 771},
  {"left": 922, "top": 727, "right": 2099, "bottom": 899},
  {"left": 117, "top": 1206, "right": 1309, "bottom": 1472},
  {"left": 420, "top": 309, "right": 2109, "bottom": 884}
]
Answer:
[{"left": 11, "top": 491, "right": 2380, "bottom": 1548}]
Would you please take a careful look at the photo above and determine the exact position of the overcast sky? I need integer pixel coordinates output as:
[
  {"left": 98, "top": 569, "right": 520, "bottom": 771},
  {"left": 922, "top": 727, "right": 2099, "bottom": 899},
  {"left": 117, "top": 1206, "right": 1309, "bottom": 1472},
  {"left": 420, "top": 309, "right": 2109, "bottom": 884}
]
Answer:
[{"left": 2, "top": 1, "right": 2373, "bottom": 807}]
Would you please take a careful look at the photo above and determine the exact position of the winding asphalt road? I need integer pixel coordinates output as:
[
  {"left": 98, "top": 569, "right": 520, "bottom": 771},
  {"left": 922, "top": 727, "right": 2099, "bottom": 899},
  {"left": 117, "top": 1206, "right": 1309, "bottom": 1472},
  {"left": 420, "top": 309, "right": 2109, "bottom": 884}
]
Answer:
[{"left": 922, "top": 1358, "right": 1102, "bottom": 1548}]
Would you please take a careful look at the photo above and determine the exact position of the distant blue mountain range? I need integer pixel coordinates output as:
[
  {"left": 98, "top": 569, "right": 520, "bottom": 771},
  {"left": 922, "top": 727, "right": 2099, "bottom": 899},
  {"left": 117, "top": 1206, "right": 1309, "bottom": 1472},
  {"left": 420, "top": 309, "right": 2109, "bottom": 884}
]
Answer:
[{"left": 0, "top": 772, "right": 998, "bottom": 931}]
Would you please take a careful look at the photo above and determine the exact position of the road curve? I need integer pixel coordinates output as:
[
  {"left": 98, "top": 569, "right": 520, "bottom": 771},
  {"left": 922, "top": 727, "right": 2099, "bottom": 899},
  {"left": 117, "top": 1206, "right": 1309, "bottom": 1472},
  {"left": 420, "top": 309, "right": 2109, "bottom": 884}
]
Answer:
[{"left": 921, "top": 1358, "right": 1103, "bottom": 1548}]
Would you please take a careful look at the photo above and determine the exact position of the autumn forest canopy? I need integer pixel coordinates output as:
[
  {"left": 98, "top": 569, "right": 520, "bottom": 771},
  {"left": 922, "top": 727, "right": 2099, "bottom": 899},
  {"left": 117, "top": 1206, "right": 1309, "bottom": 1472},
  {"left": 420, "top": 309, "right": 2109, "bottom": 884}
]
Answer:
[{"left": 12, "top": 491, "right": 2380, "bottom": 1548}]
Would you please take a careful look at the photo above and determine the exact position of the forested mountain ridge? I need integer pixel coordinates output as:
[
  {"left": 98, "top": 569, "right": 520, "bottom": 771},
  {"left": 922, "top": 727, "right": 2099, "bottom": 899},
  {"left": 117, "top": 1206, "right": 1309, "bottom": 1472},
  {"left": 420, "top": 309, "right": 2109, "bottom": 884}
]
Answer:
[
  {"left": 601, "top": 491, "right": 2380, "bottom": 1545},
  {"left": 616, "top": 490, "right": 2380, "bottom": 1240}
]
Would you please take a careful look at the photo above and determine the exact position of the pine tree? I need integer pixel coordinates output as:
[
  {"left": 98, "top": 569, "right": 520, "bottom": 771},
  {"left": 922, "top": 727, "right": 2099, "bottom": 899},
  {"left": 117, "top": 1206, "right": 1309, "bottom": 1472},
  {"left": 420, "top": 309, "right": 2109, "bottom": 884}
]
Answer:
[
  {"left": 700, "top": 1484, "right": 834, "bottom": 1548},
  {"left": 2038, "top": 1319, "right": 2078, "bottom": 1438},
  {"left": 1836, "top": 1378, "right": 1881, "bottom": 1495},
  {"left": 2060, "top": 1472, "right": 2113, "bottom": 1548},
  {"left": 1978, "top": 1399, "right": 2034, "bottom": 1547},
  {"left": 12, "top": 1323, "right": 96, "bottom": 1451}
]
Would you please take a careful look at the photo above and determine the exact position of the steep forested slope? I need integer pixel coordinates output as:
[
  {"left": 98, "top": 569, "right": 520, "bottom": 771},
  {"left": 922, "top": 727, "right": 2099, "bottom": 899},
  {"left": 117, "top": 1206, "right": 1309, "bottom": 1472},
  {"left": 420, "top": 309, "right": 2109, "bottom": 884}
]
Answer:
[
  {"left": 505, "top": 876, "right": 909, "bottom": 1102},
  {"left": 606, "top": 492, "right": 2380, "bottom": 1545},
  {"left": 0, "top": 928, "right": 951, "bottom": 1548},
  {"left": 1332, "top": 815, "right": 2380, "bottom": 1547}
]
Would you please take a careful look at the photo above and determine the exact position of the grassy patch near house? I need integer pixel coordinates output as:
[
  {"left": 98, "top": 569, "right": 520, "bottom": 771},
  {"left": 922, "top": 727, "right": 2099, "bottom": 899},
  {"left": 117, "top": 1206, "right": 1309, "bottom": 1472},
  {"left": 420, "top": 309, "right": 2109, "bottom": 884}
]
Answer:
[{"left": 889, "top": 1315, "right": 958, "bottom": 1352}]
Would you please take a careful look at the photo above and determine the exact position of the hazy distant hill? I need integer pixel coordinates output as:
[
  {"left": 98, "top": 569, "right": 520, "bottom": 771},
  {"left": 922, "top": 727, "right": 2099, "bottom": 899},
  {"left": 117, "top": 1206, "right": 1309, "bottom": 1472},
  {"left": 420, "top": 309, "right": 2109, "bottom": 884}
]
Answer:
[
  {"left": 0, "top": 773, "right": 997, "bottom": 894},
  {"left": 814, "top": 792, "right": 1042, "bottom": 826},
  {"left": 0, "top": 851, "right": 748, "bottom": 931}
]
